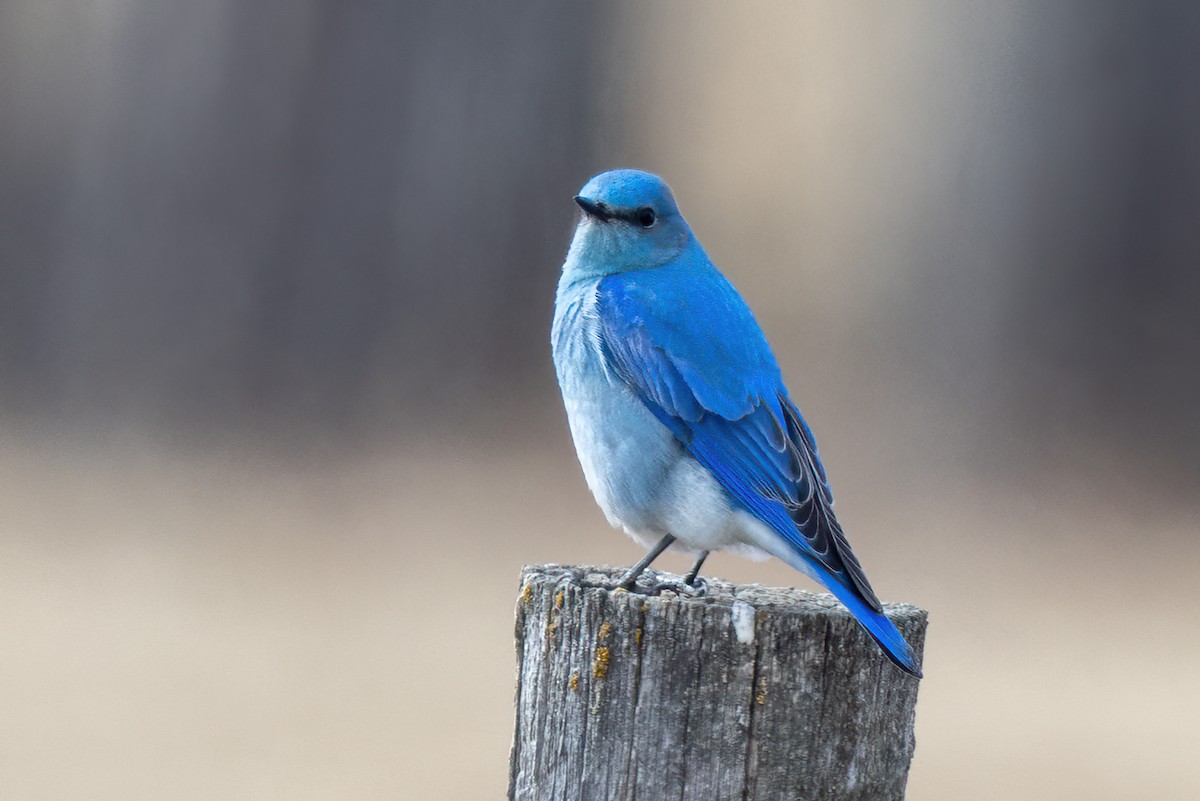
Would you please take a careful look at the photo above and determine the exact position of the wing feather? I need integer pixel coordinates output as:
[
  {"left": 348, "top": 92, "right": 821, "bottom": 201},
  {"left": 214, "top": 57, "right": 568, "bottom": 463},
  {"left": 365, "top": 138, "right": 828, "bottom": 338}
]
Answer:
[{"left": 597, "top": 272, "right": 882, "bottom": 612}]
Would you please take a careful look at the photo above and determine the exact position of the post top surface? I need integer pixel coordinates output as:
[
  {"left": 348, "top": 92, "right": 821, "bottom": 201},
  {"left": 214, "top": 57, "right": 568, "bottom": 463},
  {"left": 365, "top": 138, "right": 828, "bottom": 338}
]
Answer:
[{"left": 521, "top": 564, "right": 927, "bottom": 625}]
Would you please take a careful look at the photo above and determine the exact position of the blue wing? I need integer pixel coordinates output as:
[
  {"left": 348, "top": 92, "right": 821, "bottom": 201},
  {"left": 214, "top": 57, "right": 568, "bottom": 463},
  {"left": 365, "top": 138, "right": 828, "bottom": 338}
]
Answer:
[{"left": 596, "top": 265, "right": 920, "bottom": 676}]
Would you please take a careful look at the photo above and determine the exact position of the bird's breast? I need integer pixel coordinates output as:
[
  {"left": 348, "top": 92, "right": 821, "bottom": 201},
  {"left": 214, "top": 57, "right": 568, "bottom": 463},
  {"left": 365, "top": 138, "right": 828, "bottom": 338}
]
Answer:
[{"left": 552, "top": 283, "right": 680, "bottom": 534}]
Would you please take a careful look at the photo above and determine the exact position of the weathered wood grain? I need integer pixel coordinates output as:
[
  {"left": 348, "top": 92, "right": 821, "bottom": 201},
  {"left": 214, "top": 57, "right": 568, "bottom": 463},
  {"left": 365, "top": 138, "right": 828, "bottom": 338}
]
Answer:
[{"left": 510, "top": 565, "right": 927, "bottom": 801}]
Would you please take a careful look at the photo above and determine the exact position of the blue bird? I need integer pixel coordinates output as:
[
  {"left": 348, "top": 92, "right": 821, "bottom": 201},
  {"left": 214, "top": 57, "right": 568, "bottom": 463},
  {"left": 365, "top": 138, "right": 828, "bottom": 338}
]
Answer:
[{"left": 552, "top": 169, "right": 921, "bottom": 677}]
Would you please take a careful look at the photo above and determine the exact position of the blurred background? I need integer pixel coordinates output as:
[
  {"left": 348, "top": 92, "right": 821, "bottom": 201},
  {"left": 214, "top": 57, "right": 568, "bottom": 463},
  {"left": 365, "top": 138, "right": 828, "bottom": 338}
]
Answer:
[{"left": 2, "top": 1, "right": 1198, "bottom": 799}]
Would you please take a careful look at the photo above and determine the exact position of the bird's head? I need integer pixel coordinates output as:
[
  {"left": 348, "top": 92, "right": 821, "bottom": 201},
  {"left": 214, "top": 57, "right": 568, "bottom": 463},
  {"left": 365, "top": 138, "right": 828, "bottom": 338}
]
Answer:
[{"left": 564, "top": 169, "right": 692, "bottom": 277}]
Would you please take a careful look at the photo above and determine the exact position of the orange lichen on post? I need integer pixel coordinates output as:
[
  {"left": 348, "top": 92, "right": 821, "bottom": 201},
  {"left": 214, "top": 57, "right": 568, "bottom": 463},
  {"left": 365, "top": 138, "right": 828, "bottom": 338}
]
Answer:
[{"left": 593, "top": 646, "right": 610, "bottom": 678}]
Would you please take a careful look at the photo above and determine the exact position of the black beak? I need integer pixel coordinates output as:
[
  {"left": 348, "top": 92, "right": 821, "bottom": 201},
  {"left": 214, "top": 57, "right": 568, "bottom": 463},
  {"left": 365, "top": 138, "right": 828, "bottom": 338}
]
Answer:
[{"left": 574, "top": 195, "right": 610, "bottom": 221}]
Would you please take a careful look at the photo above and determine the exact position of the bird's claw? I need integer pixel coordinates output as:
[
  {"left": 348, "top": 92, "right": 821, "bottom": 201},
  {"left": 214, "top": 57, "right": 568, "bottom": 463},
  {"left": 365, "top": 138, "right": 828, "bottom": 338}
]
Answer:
[
  {"left": 534, "top": 566, "right": 708, "bottom": 598},
  {"left": 611, "top": 569, "right": 708, "bottom": 598}
]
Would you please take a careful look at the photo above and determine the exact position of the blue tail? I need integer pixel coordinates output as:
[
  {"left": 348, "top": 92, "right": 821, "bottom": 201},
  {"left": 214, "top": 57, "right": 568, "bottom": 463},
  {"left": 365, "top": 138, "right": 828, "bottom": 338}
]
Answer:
[
  {"left": 816, "top": 567, "right": 922, "bottom": 677},
  {"left": 776, "top": 550, "right": 921, "bottom": 677}
]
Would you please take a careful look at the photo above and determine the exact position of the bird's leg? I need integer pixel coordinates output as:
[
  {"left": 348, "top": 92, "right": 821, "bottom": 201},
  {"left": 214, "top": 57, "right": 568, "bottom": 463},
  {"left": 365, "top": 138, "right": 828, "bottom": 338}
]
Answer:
[
  {"left": 683, "top": 550, "right": 709, "bottom": 586},
  {"left": 615, "top": 534, "right": 676, "bottom": 590}
]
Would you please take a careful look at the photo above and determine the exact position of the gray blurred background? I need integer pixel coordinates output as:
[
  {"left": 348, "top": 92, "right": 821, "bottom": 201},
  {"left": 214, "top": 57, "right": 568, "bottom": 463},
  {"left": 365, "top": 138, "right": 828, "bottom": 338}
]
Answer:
[{"left": 2, "top": 2, "right": 1198, "bottom": 799}]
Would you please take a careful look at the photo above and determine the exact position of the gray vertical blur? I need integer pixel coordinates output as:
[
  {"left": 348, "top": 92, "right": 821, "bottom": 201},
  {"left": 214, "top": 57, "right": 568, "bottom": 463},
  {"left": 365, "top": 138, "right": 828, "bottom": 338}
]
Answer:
[
  {"left": 992, "top": 2, "right": 1200, "bottom": 477},
  {"left": 0, "top": 0, "right": 599, "bottom": 438},
  {"left": 1, "top": 0, "right": 1197, "bottom": 472},
  {"left": 881, "top": 1, "right": 1200, "bottom": 480}
]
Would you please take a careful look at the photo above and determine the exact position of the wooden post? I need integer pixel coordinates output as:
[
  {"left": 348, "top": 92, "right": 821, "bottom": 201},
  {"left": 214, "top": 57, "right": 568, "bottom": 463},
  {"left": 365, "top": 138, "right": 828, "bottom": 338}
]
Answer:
[{"left": 509, "top": 565, "right": 927, "bottom": 801}]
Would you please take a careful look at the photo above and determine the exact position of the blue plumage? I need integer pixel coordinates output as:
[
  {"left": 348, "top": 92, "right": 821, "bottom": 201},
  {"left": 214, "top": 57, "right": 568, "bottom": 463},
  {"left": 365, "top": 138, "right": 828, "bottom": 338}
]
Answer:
[{"left": 553, "top": 169, "right": 920, "bottom": 677}]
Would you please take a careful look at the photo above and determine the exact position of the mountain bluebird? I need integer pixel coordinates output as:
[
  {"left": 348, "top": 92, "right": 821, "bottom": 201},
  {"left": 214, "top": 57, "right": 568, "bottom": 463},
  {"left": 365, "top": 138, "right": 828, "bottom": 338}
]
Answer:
[{"left": 551, "top": 169, "right": 921, "bottom": 677}]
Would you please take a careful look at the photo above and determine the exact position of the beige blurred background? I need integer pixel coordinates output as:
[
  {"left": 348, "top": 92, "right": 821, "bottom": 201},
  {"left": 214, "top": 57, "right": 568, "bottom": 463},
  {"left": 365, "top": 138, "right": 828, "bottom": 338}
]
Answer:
[{"left": 2, "top": 2, "right": 1198, "bottom": 799}]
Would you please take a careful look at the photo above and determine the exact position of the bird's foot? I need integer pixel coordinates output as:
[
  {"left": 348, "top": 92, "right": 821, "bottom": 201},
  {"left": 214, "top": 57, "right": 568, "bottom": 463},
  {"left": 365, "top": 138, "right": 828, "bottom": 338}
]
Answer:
[
  {"left": 531, "top": 565, "right": 708, "bottom": 597},
  {"left": 611, "top": 568, "right": 708, "bottom": 598},
  {"left": 537, "top": 565, "right": 584, "bottom": 585}
]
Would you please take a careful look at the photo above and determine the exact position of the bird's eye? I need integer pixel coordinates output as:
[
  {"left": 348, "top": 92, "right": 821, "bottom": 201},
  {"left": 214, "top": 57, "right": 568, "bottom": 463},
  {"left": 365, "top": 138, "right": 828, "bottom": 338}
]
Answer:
[{"left": 637, "top": 207, "right": 657, "bottom": 228}]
